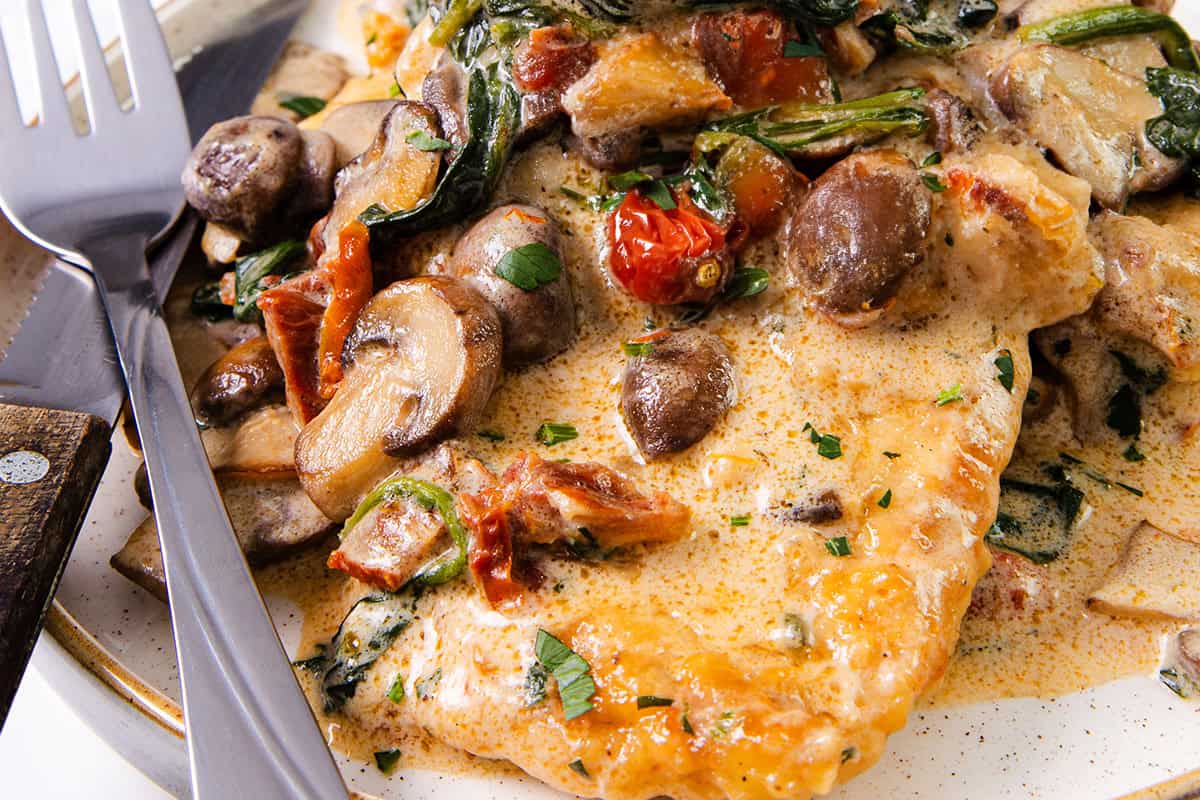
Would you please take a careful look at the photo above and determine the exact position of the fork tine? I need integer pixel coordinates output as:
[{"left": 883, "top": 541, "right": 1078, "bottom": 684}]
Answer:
[
  {"left": 0, "top": 26, "right": 24, "bottom": 130},
  {"left": 115, "top": 0, "right": 182, "bottom": 114},
  {"left": 67, "top": 0, "right": 121, "bottom": 132},
  {"left": 23, "top": 0, "right": 71, "bottom": 129}
]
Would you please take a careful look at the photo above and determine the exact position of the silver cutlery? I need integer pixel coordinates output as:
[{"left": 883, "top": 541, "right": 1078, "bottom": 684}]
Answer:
[{"left": 0, "top": 2, "right": 347, "bottom": 797}]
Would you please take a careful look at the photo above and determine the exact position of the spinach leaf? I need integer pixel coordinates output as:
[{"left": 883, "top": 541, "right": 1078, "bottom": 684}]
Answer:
[
  {"left": 1019, "top": 6, "right": 1200, "bottom": 73},
  {"left": 232, "top": 240, "right": 306, "bottom": 323},
  {"left": 769, "top": 0, "right": 859, "bottom": 27},
  {"left": 361, "top": 66, "right": 520, "bottom": 241},
  {"left": 190, "top": 282, "right": 231, "bottom": 321},
  {"left": 1145, "top": 67, "right": 1200, "bottom": 188},
  {"left": 985, "top": 477, "right": 1084, "bottom": 564},
  {"left": 277, "top": 94, "right": 327, "bottom": 118},
  {"left": 307, "top": 593, "right": 414, "bottom": 711},
  {"left": 861, "top": 10, "right": 969, "bottom": 55}
]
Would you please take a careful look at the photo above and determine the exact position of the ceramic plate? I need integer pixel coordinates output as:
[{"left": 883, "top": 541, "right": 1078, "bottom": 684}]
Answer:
[{"left": 5, "top": 1, "right": 1200, "bottom": 797}]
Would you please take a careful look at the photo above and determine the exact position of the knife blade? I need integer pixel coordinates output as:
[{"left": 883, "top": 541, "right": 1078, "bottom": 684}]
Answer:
[{"left": 0, "top": 0, "right": 308, "bottom": 727}]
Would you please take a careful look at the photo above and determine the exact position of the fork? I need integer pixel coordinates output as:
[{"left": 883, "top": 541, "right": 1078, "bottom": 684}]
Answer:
[{"left": 0, "top": 2, "right": 348, "bottom": 797}]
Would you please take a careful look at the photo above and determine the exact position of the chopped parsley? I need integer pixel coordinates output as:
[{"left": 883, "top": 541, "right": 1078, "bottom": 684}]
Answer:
[
  {"left": 389, "top": 81, "right": 403, "bottom": 97},
  {"left": 406, "top": 130, "right": 453, "bottom": 151},
  {"left": 825, "top": 536, "right": 852, "bottom": 557},
  {"left": 568, "top": 758, "right": 591, "bottom": 778},
  {"left": 374, "top": 749, "right": 402, "bottom": 774},
  {"left": 782, "top": 613, "right": 814, "bottom": 649},
  {"left": 524, "top": 662, "right": 548, "bottom": 706},
  {"left": 535, "top": 629, "right": 596, "bottom": 721},
  {"left": 936, "top": 384, "right": 964, "bottom": 406},
  {"left": 636, "top": 695, "right": 674, "bottom": 709},
  {"left": 477, "top": 429, "right": 505, "bottom": 442},
  {"left": 878, "top": 489, "right": 893, "bottom": 508},
  {"left": 712, "top": 711, "right": 736, "bottom": 738},
  {"left": 415, "top": 668, "right": 441, "bottom": 700},
  {"left": 495, "top": 242, "right": 563, "bottom": 291},
  {"left": 922, "top": 173, "right": 948, "bottom": 192},
  {"left": 681, "top": 708, "right": 695, "bottom": 735},
  {"left": 1116, "top": 481, "right": 1144, "bottom": 497},
  {"left": 607, "top": 170, "right": 654, "bottom": 191},
  {"left": 723, "top": 266, "right": 770, "bottom": 301},
  {"left": 803, "top": 422, "right": 843, "bottom": 459},
  {"left": 841, "top": 746, "right": 858, "bottom": 763},
  {"left": 994, "top": 349, "right": 1015, "bottom": 392},
  {"left": 537, "top": 422, "right": 578, "bottom": 446},
  {"left": 1123, "top": 443, "right": 1146, "bottom": 462},
  {"left": 729, "top": 514, "right": 751, "bottom": 527},
  {"left": 622, "top": 341, "right": 656, "bottom": 357},
  {"left": 883, "top": 451, "right": 901, "bottom": 459},
  {"left": 641, "top": 180, "right": 677, "bottom": 211},
  {"left": 278, "top": 94, "right": 326, "bottom": 118},
  {"left": 387, "top": 674, "right": 406, "bottom": 703},
  {"left": 922, "top": 151, "right": 943, "bottom": 167}
]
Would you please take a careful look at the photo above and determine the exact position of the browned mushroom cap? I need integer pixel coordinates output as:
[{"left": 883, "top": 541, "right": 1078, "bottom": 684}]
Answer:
[
  {"left": 449, "top": 204, "right": 576, "bottom": 368},
  {"left": 620, "top": 328, "right": 736, "bottom": 459},
  {"left": 421, "top": 52, "right": 469, "bottom": 147},
  {"left": 785, "top": 149, "right": 931, "bottom": 322},
  {"left": 192, "top": 336, "right": 284, "bottom": 426},
  {"left": 295, "top": 276, "right": 503, "bottom": 520},
  {"left": 319, "top": 99, "right": 401, "bottom": 168},
  {"left": 182, "top": 116, "right": 304, "bottom": 241}
]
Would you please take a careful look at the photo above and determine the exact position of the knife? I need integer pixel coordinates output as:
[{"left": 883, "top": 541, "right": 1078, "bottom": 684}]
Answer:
[{"left": 0, "top": 0, "right": 308, "bottom": 727}]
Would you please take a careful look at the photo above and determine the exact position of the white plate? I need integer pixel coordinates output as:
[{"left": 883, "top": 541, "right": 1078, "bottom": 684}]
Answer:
[{"left": 9, "top": 1, "right": 1200, "bottom": 797}]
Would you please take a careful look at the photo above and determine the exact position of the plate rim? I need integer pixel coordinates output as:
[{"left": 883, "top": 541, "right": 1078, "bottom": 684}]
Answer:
[{"left": 17, "top": 0, "right": 1200, "bottom": 797}]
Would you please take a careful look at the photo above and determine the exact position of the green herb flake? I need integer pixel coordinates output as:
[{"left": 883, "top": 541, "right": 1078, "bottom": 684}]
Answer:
[
  {"left": 524, "top": 662, "right": 548, "bottom": 706},
  {"left": 607, "top": 169, "right": 654, "bottom": 191},
  {"left": 723, "top": 266, "right": 770, "bottom": 301},
  {"left": 389, "top": 81, "right": 404, "bottom": 97},
  {"left": 782, "top": 613, "right": 814, "bottom": 649},
  {"left": 681, "top": 708, "right": 695, "bottom": 735},
  {"left": 803, "top": 422, "right": 843, "bottom": 459},
  {"left": 568, "top": 758, "right": 590, "bottom": 779},
  {"left": 883, "top": 451, "right": 901, "bottom": 459},
  {"left": 535, "top": 629, "right": 596, "bottom": 721},
  {"left": 729, "top": 514, "right": 751, "bottom": 527},
  {"left": 636, "top": 695, "right": 674, "bottom": 709},
  {"left": 278, "top": 94, "right": 326, "bottom": 118},
  {"left": 825, "top": 536, "right": 852, "bottom": 557},
  {"left": 537, "top": 422, "right": 578, "bottom": 447},
  {"left": 936, "top": 384, "right": 964, "bottom": 406},
  {"left": 374, "top": 749, "right": 402, "bottom": 774},
  {"left": 477, "top": 429, "right": 505, "bottom": 442},
  {"left": 642, "top": 180, "right": 677, "bottom": 211},
  {"left": 712, "top": 711, "right": 736, "bottom": 738},
  {"left": 878, "top": 489, "right": 893, "bottom": 509},
  {"left": 232, "top": 240, "right": 307, "bottom": 323},
  {"left": 922, "top": 151, "right": 943, "bottom": 167},
  {"left": 1123, "top": 443, "right": 1146, "bottom": 462},
  {"left": 783, "top": 40, "right": 824, "bottom": 58},
  {"left": 841, "top": 746, "right": 858, "bottom": 763},
  {"left": 622, "top": 341, "right": 656, "bottom": 357},
  {"left": 407, "top": 129, "right": 453, "bottom": 151},
  {"left": 922, "top": 173, "right": 948, "bottom": 193},
  {"left": 1116, "top": 481, "right": 1144, "bottom": 497},
  {"left": 495, "top": 242, "right": 563, "bottom": 292},
  {"left": 994, "top": 349, "right": 1015, "bottom": 392},
  {"left": 387, "top": 674, "right": 406, "bottom": 703},
  {"left": 366, "top": 32, "right": 378, "bottom": 45}
]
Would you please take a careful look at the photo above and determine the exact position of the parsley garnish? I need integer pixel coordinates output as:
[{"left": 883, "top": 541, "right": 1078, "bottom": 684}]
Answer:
[
  {"left": 922, "top": 151, "right": 943, "bottom": 167},
  {"left": 878, "top": 489, "right": 893, "bottom": 508},
  {"left": 608, "top": 170, "right": 654, "bottom": 191},
  {"left": 406, "top": 130, "right": 453, "bottom": 151},
  {"left": 782, "top": 613, "right": 814, "bottom": 649},
  {"left": 524, "top": 662, "right": 548, "bottom": 706},
  {"left": 636, "top": 695, "right": 674, "bottom": 709},
  {"left": 681, "top": 707, "right": 696, "bottom": 735},
  {"left": 1116, "top": 481, "right": 1144, "bottom": 497},
  {"left": 537, "top": 422, "right": 578, "bottom": 446},
  {"left": 712, "top": 711, "right": 736, "bottom": 738},
  {"left": 495, "top": 242, "right": 562, "bottom": 291},
  {"left": 642, "top": 180, "right": 677, "bottom": 210},
  {"left": 994, "top": 349, "right": 1015, "bottom": 392},
  {"left": 936, "top": 384, "right": 964, "bottom": 406},
  {"left": 1123, "top": 443, "right": 1146, "bottom": 462},
  {"left": 622, "top": 341, "right": 656, "bottom": 357},
  {"left": 389, "top": 81, "right": 403, "bottom": 97},
  {"left": 477, "top": 429, "right": 505, "bottom": 442},
  {"left": 415, "top": 668, "right": 441, "bottom": 700},
  {"left": 883, "top": 451, "right": 901, "bottom": 459},
  {"left": 366, "top": 32, "right": 378, "bottom": 45},
  {"left": 374, "top": 749, "right": 401, "bottom": 774},
  {"left": 841, "top": 747, "right": 857, "bottom": 763},
  {"left": 922, "top": 173, "right": 948, "bottom": 192},
  {"left": 535, "top": 629, "right": 596, "bottom": 721},
  {"left": 568, "top": 758, "right": 590, "bottom": 778},
  {"left": 387, "top": 674, "right": 406, "bottom": 703},
  {"left": 278, "top": 94, "right": 326, "bottom": 118},
  {"left": 825, "top": 536, "right": 852, "bottom": 557},
  {"left": 803, "top": 422, "right": 843, "bottom": 459},
  {"left": 729, "top": 514, "right": 751, "bottom": 527},
  {"left": 723, "top": 266, "right": 770, "bottom": 301}
]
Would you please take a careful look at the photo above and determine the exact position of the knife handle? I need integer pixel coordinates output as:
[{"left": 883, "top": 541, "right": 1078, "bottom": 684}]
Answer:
[{"left": 0, "top": 403, "right": 111, "bottom": 726}]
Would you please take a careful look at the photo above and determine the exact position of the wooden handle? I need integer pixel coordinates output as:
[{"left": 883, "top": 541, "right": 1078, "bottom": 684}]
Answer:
[{"left": 0, "top": 404, "right": 111, "bottom": 726}]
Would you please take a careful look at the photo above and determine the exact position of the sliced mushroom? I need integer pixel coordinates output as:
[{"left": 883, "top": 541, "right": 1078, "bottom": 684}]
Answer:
[
  {"left": 420, "top": 52, "right": 469, "bottom": 148},
  {"left": 1088, "top": 522, "right": 1200, "bottom": 621},
  {"left": 570, "top": 129, "right": 644, "bottom": 172},
  {"left": 394, "top": 14, "right": 442, "bottom": 102},
  {"left": 285, "top": 130, "right": 337, "bottom": 222},
  {"left": 111, "top": 474, "right": 335, "bottom": 602},
  {"left": 201, "top": 404, "right": 298, "bottom": 474},
  {"left": 319, "top": 99, "right": 401, "bottom": 168},
  {"left": 1161, "top": 627, "right": 1200, "bottom": 698},
  {"left": 991, "top": 45, "right": 1184, "bottom": 210},
  {"left": 925, "top": 88, "right": 980, "bottom": 154},
  {"left": 295, "top": 276, "right": 503, "bottom": 520},
  {"left": 449, "top": 204, "right": 576, "bottom": 368},
  {"left": 621, "top": 328, "right": 737, "bottom": 459},
  {"left": 250, "top": 41, "right": 349, "bottom": 123},
  {"left": 1090, "top": 212, "right": 1200, "bottom": 374},
  {"left": 191, "top": 336, "right": 284, "bottom": 425},
  {"left": 785, "top": 149, "right": 931, "bottom": 323}
]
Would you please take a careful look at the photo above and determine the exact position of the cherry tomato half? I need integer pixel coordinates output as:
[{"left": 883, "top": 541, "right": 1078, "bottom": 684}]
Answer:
[{"left": 607, "top": 188, "right": 728, "bottom": 305}]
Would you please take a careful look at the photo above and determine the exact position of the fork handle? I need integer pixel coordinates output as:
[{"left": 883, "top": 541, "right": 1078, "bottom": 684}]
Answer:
[
  {"left": 0, "top": 405, "right": 111, "bottom": 726},
  {"left": 84, "top": 232, "right": 347, "bottom": 800}
]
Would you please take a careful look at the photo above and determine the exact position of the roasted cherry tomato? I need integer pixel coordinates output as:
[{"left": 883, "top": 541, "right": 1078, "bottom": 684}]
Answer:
[{"left": 607, "top": 188, "right": 729, "bottom": 305}]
